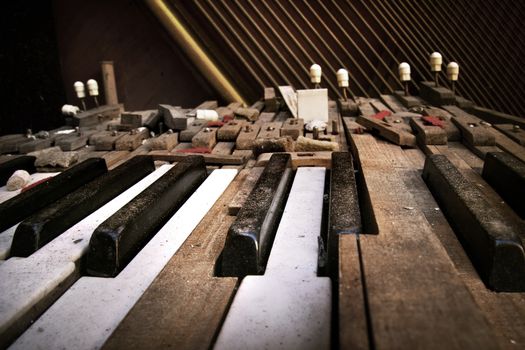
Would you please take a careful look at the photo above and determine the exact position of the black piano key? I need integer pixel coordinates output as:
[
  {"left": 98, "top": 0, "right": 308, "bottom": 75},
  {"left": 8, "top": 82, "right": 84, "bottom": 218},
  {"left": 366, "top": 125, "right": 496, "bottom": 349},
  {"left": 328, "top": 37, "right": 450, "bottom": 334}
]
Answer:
[
  {"left": 328, "top": 152, "right": 362, "bottom": 279},
  {"left": 0, "top": 158, "right": 108, "bottom": 233},
  {"left": 86, "top": 155, "right": 207, "bottom": 277},
  {"left": 221, "top": 153, "right": 293, "bottom": 277},
  {"left": 10, "top": 156, "right": 156, "bottom": 257},
  {"left": 0, "top": 155, "right": 36, "bottom": 186},
  {"left": 482, "top": 152, "right": 525, "bottom": 219},
  {"left": 422, "top": 154, "right": 525, "bottom": 292}
]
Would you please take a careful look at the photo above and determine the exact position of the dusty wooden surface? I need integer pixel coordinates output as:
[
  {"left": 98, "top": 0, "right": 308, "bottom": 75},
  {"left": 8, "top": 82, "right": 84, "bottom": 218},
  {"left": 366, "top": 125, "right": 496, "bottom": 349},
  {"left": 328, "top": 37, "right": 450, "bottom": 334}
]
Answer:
[
  {"left": 102, "top": 169, "right": 244, "bottom": 350},
  {"left": 347, "top": 133, "right": 500, "bottom": 349}
]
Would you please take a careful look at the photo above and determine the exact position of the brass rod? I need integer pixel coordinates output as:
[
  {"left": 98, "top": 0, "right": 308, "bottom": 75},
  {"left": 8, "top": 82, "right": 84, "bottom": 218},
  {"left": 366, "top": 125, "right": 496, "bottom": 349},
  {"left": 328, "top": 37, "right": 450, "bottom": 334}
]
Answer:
[{"left": 144, "top": 0, "right": 247, "bottom": 104}]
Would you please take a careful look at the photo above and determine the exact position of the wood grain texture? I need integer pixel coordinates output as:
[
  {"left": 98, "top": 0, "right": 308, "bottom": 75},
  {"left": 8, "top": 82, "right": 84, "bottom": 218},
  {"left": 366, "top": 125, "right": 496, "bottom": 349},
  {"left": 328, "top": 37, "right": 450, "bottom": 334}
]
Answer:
[
  {"left": 102, "top": 169, "right": 245, "bottom": 350},
  {"left": 348, "top": 133, "right": 499, "bottom": 349}
]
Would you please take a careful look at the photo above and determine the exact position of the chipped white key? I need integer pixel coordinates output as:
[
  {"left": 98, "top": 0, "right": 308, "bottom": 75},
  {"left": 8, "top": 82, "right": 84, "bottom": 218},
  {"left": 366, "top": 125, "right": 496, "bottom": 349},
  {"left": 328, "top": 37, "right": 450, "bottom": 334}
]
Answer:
[
  {"left": 214, "top": 167, "right": 331, "bottom": 350},
  {"left": 10, "top": 169, "right": 237, "bottom": 350},
  {"left": 0, "top": 165, "right": 173, "bottom": 347},
  {"left": 0, "top": 172, "right": 59, "bottom": 204}
]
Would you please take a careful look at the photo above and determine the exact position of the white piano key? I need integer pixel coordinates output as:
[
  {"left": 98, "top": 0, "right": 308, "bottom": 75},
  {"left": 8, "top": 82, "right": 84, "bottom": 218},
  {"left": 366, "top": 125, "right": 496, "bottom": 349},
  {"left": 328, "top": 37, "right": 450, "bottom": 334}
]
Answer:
[
  {"left": 214, "top": 167, "right": 331, "bottom": 350},
  {"left": 0, "top": 165, "right": 173, "bottom": 346},
  {"left": 0, "top": 172, "right": 59, "bottom": 204},
  {"left": 10, "top": 169, "right": 237, "bottom": 350},
  {"left": 0, "top": 173, "right": 60, "bottom": 259},
  {"left": 0, "top": 225, "right": 18, "bottom": 260}
]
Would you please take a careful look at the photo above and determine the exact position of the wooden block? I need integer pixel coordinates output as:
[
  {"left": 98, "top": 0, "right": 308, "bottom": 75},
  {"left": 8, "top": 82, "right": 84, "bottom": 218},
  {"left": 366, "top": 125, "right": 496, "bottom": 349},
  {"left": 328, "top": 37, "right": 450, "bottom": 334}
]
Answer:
[
  {"left": 179, "top": 119, "right": 206, "bottom": 142},
  {"left": 493, "top": 124, "right": 525, "bottom": 145},
  {"left": 234, "top": 107, "right": 260, "bottom": 122},
  {"left": 356, "top": 115, "right": 416, "bottom": 147},
  {"left": 158, "top": 104, "right": 189, "bottom": 130},
  {"left": 452, "top": 118, "right": 496, "bottom": 146},
  {"left": 235, "top": 124, "right": 261, "bottom": 150},
  {"left": 256, "top": 151, "right": 332, "bottom": 169},
  {"left": 115, "top": 129, "right": 149, "bottom": 151},
  {"left": 173, "top": 142, "right": 192, "bottom": 152},
  {"left": 422, "top": 107, "right": 461, "bottom": 141},
  {"left": 211, "top": 142, "right": 235, "bottom": 155},
  {"left": 393, "top": 90, "right": 425, "bottom": 108},
  {"left": 192, "top": 127, "right": 217, "bottom": 149},
  {"left": 257, "top": 122, "right": 282, "bottom": 139},
  {"left": 380, "top": 94, "right": 408, "bottom": 113},
  {"left": 264, "top": 87, "right": 279, "bottom": 112},
  {"left": 18, "top": 138, "right": 53, "bottom": 154},
  {"left": 228, "top": 167, "right": 264, "bottom": 215},
  {"left": 0, "top": 135, "right": 32, "bottom": 154},
  {"left": 419, "top": 81, "right": 455, "bottom": 106},
  {"left": 254, "top": 112, "right": 275, "bottom": 124},
  {"left": 280, "top": 118, "right": 304, "bottom": 140},
  {"left": 455, "top": 96, "right": 474, "bottom": 109},
  {"left": 120, "top": 113, "right": 143, "bottom": 128},
  {"left": 71, "top": 104, "right": 121, "bottom": 127},
  {"left": 94, "top": 132, "right": 126, "bottom": 151},
  {"left": 250, "top": 100, "right": 265, "bottom": 112},
  {"left": 409, "top": 117, "right": 447, "bottom": 145},
  {"left": 55, "top": 134, "right": 89, "bottom": 151},
  {"left": 337, "top": 98, "right": 359, "bottom": 117},
  {"left": 217, "top": 120, "right": 246, "bottom": 141},
  {"left": 149, "top": 132, "right": 178, "bottom": 151},
  {"left": 232, "top": 149, "right": 253, "bottom": 159}
]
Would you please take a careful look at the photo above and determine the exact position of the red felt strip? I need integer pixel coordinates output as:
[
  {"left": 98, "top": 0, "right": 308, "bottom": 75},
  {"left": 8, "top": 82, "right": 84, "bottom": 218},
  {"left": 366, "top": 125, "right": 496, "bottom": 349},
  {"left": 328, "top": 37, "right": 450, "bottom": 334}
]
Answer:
[
  {"left": 422, "top": 116, "right": 445, "bottom": 128},
  {"left": 21, "top": 177, "right": 52, "bottom": 192},
  {"left": 372, "top": 110, "right": 392, "bottom": 120}
]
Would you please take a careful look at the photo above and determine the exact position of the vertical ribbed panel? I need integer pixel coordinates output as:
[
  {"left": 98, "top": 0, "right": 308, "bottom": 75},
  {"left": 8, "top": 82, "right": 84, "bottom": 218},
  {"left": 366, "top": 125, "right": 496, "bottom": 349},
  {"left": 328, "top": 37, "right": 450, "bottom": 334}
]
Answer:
[{"left": 166, "top": 0, "right": 525, "bottom": 117}]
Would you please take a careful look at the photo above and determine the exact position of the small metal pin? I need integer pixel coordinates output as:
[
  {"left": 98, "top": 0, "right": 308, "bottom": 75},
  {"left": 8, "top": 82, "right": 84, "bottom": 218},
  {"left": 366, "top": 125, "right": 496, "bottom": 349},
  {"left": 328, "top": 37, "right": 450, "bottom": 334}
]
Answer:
[{"left": 313, "top": 126, "right": 319, "bottom": 140}]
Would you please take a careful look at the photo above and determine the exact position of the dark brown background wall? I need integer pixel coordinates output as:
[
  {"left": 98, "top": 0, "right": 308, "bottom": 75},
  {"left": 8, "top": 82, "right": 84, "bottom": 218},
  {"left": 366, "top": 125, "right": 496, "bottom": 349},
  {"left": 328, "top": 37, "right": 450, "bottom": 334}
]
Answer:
[{"left": 53, "top": 0, "right": 216, "bottom": 111}]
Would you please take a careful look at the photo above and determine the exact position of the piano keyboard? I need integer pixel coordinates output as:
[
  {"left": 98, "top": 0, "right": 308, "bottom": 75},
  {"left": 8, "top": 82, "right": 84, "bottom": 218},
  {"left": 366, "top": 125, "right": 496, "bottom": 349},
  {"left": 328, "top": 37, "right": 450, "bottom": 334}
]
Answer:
[{"left": 215, "top": 167, "right": 331, "bottom": 350}]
